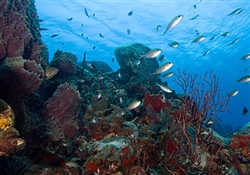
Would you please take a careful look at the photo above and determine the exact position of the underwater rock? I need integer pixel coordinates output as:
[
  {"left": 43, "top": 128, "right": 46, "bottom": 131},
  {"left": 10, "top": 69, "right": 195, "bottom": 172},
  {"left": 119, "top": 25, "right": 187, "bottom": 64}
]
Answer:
[
  {"left": 114, "top": 43, "right": 159, "bottom": 81},
  {"left": 84, "top": 61, "right": 113, "bottom": 74},
  {"left": 50, "top": 50, "right": 77, "bottom": 77},
  {"left": 42, "top": 82, "right": 81, "bottom": 141},
  {"left": 0, "top": 99, "right": 25, "bottom": 156},
  {"left": 0, "top": 56, "right": 44, "bottom": 105},
  {"left": 0, "top": 0, "right": 47, "bottom": 63}
]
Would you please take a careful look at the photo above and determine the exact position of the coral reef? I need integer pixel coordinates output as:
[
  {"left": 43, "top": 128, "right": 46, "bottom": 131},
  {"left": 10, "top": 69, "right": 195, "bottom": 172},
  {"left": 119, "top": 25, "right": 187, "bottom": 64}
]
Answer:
[
  {"left": 50, "top": 50, "right": 78, "bottom": 77},
  {"left": 0, "top": 99, "right": 25, "bottom": 156},
  {"left": 42, "top": 82, "right": 81, "bottom": 141}
]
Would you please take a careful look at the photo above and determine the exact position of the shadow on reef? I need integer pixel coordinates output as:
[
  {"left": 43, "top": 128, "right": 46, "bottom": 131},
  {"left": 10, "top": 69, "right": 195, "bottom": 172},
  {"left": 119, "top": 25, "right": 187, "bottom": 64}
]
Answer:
[{"left": 0, "top": 0, "right": 250, "bottom": 174}]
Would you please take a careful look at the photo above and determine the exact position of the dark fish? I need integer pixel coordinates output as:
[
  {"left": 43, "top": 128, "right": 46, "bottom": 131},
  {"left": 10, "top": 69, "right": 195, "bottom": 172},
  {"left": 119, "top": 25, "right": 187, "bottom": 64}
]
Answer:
[
  {"left": 81, "top": 24, "right": 83, "bottom": 27},
  {"left": 221, "top": 31, "right": 230, "bottom": 37},
  {"left": 195, "top": 30, "right": 199, "bottom": 35},
  {"left": 39, "top": 19, "right": 44, "bottom": 22},
  {"left": 242, "top": 107, "right": 248, "bottom": 115},
  {"left": 82, "top": 52, "right": 86, "bottom": 73},
  {"left": 202, "top": 50, "right": 210, "bottom": 56},
  {"left": 227, "top": 8, "right": 245, "bottom": 16},
  {"left": 227, "top": 38, "right": 239, "bottom": 46},
  {"left": 93, "top": 46, "right": 96, "bottom": 49},
  {"left": 193, "top": 4, "right": 197, "bottom": 9},
  {"left": 84, "top": 8, "right": 90, "bottom": 18},
  {"left": 156, "top": 25, "right": 161, "bottom": 31},
  {"left": 67, "top": 17, "right": 73, "bottom": 21},
  {"left": 127, "top": 29, "right": 130, "bottom": 35},
  {"left": 93, "top": 13, "right": 95, "bottom": 17},
  {"left": 158, "top": 55, "right": 165, "bottom": 62},
  {"left": 51, "top": 34, "right": 59, "bottom": 38},
  {"left": 210, "top": 35, "right": 217, "bottom": 40},
  {"left": 168, "top": 41, "right": 179, "bottom": 48},
  {"left": 128, "top": 10, "right": 133, "bottom": 16},
  {"left": 61, "top": 42, "right": 64, "bottom": 45},
  {"left": 40, "top": 27, "right": 49, "bottom": 31},
  {"left": 99, "top": 33, "right": 104, "bottom": 38},
  {"left": 189, "top": 15, "right": 199, "bottom": 20},
  {"left": 111, "top": 58, "right": 115, "bottom": 62}
]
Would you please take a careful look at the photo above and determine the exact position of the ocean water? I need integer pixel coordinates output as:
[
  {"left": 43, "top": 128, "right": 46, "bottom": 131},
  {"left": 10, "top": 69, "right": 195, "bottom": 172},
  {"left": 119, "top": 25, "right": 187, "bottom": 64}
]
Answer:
[{"left": 35, "top": 0, "right": 250, "bottom": 131}]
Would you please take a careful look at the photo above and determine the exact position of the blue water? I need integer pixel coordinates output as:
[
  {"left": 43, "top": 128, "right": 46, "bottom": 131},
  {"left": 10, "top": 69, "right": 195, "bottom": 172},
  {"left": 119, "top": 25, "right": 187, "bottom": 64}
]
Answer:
[{"left": 35, "top": 0, "right": 250, "bottom": 131}]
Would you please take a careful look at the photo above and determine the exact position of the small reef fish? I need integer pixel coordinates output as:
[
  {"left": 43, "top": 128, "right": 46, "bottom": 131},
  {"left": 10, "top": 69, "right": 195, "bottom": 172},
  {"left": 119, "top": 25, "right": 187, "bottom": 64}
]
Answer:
[
  {"left": 227, "top": 90, "right": 239, "bottom": 97},
  {"left": 156, "top": 83, "right": 172, "bottom": 93},
  {"left": 168, "top": 41, "right": 179, "bottom": 48},
  {"left": 39, "top": 19, "right": 44, "bottom": 22},
  {"left": 132, "top": 60, "right": 140, "bottom": 67},
  {"left": 44, "top": 66, "right": 59, "bottom": 80},
  {"left": 156, "top": 25, "right": 161, "bottom": 31},
  {"left": 205, "top": 118, "right": 214, "bottom": 126},
  {"left": 221, "top": 31, "right": 230, "bottom": 37},
  {"left": 210, "top": 35, "right": 217, "bottom": 40},
  {"left": 39, "top": 27, "right": 49, "bottom": 31},
  {"left": 244, "top": 67, "right": 250, "bottom": 71},
  {"left": 65, "top": 161, "right": 79, "bottom": 168},
  {"left": 93, "top": 46, "right": 96, "bottom": 49},
  {"left": 237, "top": 75, "right": 250, "bottom": 83},
  {"left": 189, "top": 15, "right": 199, "bottom": 20},
  {"left": 128, "top": 10, "right": 133, "bottom": 16},
  {"left": 50, "top": 34, "right": 59, "bottom": 38},
  {"left": 67, "top": 17, "right": 73, "bottom": 21},
  {"left": 242, "top": 107, "right": 248, "bottom": 115},
  {"left": 227, "top": 8, "right": 245, "bottom": 16},
  {"left": 127, "top": 29, "right": 130, "bottom": 35},
  {"left": 195, "top": 30, "right": 199, "bottom": 35},
  {"left": 158, "top": 55, "right": 165, "bottom": 62},
  {"left": 111, "top": 58, "right": 115, "bottom": 62},
  {"left": 87, "top": 63, "right": 95, "bottom": 69},
  {"left": 202, "top": 50, "right": 210, "bottom": 56},
  {"left": 99, "top": 33, "right": 104, "bottom": 38},
  {"left": 191, "top": 35, "right": 205, "bottom": 44},
  {"left": 84, "top": 8, "right": 90, "bottom": 18},
  {"left": 126, "top": 100, "right": 141, "bottom": 110},
  {"left": 227, "top": 38, "right": 239, "bottom": 46},
  {"left": 153, "top": 62, "right": 173, "bottom": 74},
  {"left": 240, "top": 53, "right": 250, "bottom": 61},
  {"left": 142, "top": 49, "right": 162, "bottom": 59},
  {"left": 163, "top": 15, "right": 183, "bottom": 35},
  {"left": 161, "top": 72, "right": 174, "bottom": 78}
]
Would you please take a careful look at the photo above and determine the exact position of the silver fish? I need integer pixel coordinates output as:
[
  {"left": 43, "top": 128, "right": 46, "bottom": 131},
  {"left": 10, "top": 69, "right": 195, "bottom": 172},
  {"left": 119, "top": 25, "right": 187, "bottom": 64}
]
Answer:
[
  {"left": 237, "top": 75, "right": 250, "bottom": 83},
  {"left": 143, "top": 49, "right": 162, "bottom": 59},
  {"left": 156, "top": 83, "right": 172, "bottom": 93},
  {"left": 210, "top": 35, "right": 217, "bottom": 40},
  {"left": 240, "top": 53, "right": 250, "bottom": 61},
  {"left": 227, "top": 90, "right": 239, "bottom": 97},
  {"left": 191, "top": 35, "right": 205, "bottom": 44},
  {"left": 227, "top": 8, "right": 245, "bottom": 16},
  {"left": 168, "top": 41, "right": 179, "bottom": 48},
  {"left": 202, "top": 50, "right": 210, "bottom": 56},
  {"left": 156, "top": 25, "right": 161, "bottom": 31},
  {"left": 127, "top": 100, "right": 141, "bottom": 110},
  {"left": 221, "top": 31, "right": 230, "bottom": 37},
  {"left": 161, "top": 72, "right": 174, "bottom": 78},
  {"left": 228, "top": 38, "right": 239, "bottom": 46},
  {"left": 163, "top": 15, "right": 183, "bottom": 35},
  {"left": 153, "top": 62, "right": 173, "bottom": 74}
]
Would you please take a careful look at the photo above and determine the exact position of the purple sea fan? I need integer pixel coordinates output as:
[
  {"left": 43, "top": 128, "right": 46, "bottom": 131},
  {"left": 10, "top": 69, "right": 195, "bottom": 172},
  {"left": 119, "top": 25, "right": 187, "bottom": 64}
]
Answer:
[{"left": 43, "top": 82, "right": 81, "bottom": 141}]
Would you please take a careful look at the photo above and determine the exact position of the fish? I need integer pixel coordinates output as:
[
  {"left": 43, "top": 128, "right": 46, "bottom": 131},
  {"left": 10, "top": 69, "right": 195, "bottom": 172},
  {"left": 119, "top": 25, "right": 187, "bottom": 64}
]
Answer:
[
  {"left": 244, "top": 67, "right": 250, "bottom": 71},
  {"left": 156, "top": 83, "right": 172, "bottom": 93},
  {"left": 242, "top": 107, "right": 248, "bottom": 115},
  {"left": 206, "top": 118, "right": 214, "bottom": 125},
  {"left": 210, "top": 35, "right": 217, "bottom": 40},
  {"left": 202, "top": 50, "right": 210, "bottom": 56},
  {"left": 221, "top": 31, "right": 230, "bottom": 37},
  {"left": 50, "top": 34, "right": 59, "bottom": 38},
  {"left": 126, "top": 100, "right": 141, "bottom": 110},
  {"left": 193, "top": 4, "right": 197, "bottom": 9},
  {"left": 227, "top": 38, "right": 239, "bottom": 46},
  {"left": 240, "top": 53, "right": 250, "bottom": 61},
  {"left": 99, "top": 33, "right": 104, "bottom": 38},
  {"left": 87, "top": 63, "right": 95, "bottom": 69},
  {"left": 158, "top": 55, "right": 165, "bottom": 62},
  {"left": 163, "top": 15, "right": 183, "bottom": 35},
  {"left": 161, "top": 72, "right": 174, "bottom": 78},
  {"left": 195, "top": 30, "right": 199, "bottom": 35},
  {"left": 189, "top": 15, "right": 199, "bottom": 20},
  {"left": 127, "top": 29, "right": 130, "bottom": 35},
  {"left": 39, "top": 27, "right": 49, "bottom": 31},
  {"left": 82, "top": 52, "right": 86, "bottom": 74},
  {"left": 227, "top": 8, "right": 245, "bottom": 16},
  {"left": 118, "top": 72, "right": 122, "bottom": 79},
  {"left": 44, "top": 66, "right": 59, "bottom": 80},
  {"left": 132, "top": 60, "right": 140, "bottom": 67},
  {"left": 128, "top": 10, "right": 133, "bottom": 16},
  {"left": 237, "top": 75, "right": 250, "bottom": 83},
  {"left": 96, "top": 93, "right": 102, "bottom": 100},
  {"left": 153, "top": 62, "right": 173, "bottom": 74},
  {"left": 84, "top": 8, "right": 90, "bottom": 18},
  {"left": 39, "top": 19, "right": 44, "bottom": 22},
  {"left": 227, "top": 90, "right": 239, "bottom": 97},
  {"left": 191, "top": 35, "right": 205, "bottom": 44},
  {"left": 142, "top": 49, "right": 162, "bottom": 59},
  {"left": 111, "top": 58, "right": 115, "bottom": 62},
  {"left": 65, "top": 161, "right": 79, "bottom": 168},
  {"left": 156, "top": 25, "right": 161, "bottom": 31},
  {"left": 168, "top": 41, "right": 179, "bottom": 48},
  {"left": 67, "top": 17, "right": 73, "bottom": 21}
]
